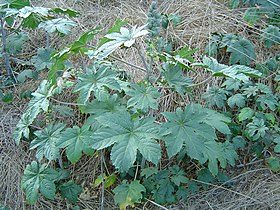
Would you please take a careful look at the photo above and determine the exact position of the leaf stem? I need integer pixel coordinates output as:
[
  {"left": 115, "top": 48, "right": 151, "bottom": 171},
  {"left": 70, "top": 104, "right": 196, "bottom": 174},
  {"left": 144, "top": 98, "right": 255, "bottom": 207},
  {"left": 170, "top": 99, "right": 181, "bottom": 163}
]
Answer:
[{"left": 100, "top": 150, "right": 105, "bottom": 210}]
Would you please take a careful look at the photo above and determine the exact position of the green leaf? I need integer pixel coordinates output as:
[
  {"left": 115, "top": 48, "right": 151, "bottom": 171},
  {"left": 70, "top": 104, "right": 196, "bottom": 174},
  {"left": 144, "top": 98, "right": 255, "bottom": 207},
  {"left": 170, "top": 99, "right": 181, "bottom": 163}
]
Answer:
[
  {"left": 21, "top": 161, "right": 59, "bottom": 204},
  {"left": 220, "top": 33, "right": 240, "bottom": 48},
  {"left": 267, "top": 157, "right": 280, "bottom": 172},
  {"left": 246, "top": 117, "right": 268, "bottom": 141},
  {"left": 140, "top": 167, "right": 158, "bottom": 178},
  {"left": 83, "top": 94, "right": 126, "bottom": 116},
  {"left": 113, "top": 180, "right": 146, "bottom": 210},
  {"left": 30, "top": 123, "right": 65, "bottom": 161},
  {"left": 2, "top": 92, "right": 13, "bottom": 102},
  {"left": 152, "top": 178, "right": 175, "bottom": 204},
  {"left": 162, "top": 63, "right": 192, "bottom": 97},
  {"left": 256, "top": 94, "right": 277, "bottom": 111},
  {"left": 229, "top": 0, "right": 239, "bottom": 9},
  {"left": 203, "top": 86, "right": 227, "bottom": 109},
  {"left": 13, "top": 80, "right": 54, "bottom": 145},
  {"left": 238, "top": 107, "right": 255, "bottom": 121},
  {"left": 222, "top": 78, "right": 241, "bottom": 91},
  {"left": 50, "top": 7, "right": 79, "bottom": 17},
  {"left": 127, "top": 83, "right": 161, "bottom": 112},
  {"left": 17, "top": 69, "right": 37, "bottom": 83},
  {"left": 94, "top": 174, "right": 117, "bottom": 189},
  {"left": 6, "top": 32, "right": 28, "bottom": 54},
  {"left": 93, "top": 25, "right": 148, "bottom": 59},
  {"left": 261, "top": 25, "right": 280, "bottom": 48},
  {"left": 38, "top": 18, "right": 76, "bottom": 34},
  {"left": 162, "top": 104, "right": 235, "bottom": 175},
  {"left": 92, "top": 111, "right": 161, "bottom": 172},
  {"left": 273, "top": 137, "right": 280, "bottom": 153},
  {"left": 31, "top": 48, "right": 55, "bottom": 71},
  {"left": 227, "top": 94, "right": 246, "bottom": 108},
  {"left": 203, "top": 56, "right": 261, "bottom": 82},
  {"left": 59, "top": 180, "right": 82, "bottom": 204},
  {"left": 170, "top": 165, "right": 189, "bottom": 186},
  {"left": 53, "top": 28, "right": 100, "bottom": 59},
  {"left": 56, "top": 125, "right": 94, "bottom": 163},
  {"left": 197, "top": 168, "right": 215, "bottom": 189},
  {"left": 244, "top": 8, "right": 260, "bottom": 25},
  {"left": 232, "top": 136, "right": 247, "bottom": 149},
  {"left": 226, "top": 38, "right": 256, "bottom": 65},
  {"left": 74, "top": 63, "right": 121, "bottom": 104}
]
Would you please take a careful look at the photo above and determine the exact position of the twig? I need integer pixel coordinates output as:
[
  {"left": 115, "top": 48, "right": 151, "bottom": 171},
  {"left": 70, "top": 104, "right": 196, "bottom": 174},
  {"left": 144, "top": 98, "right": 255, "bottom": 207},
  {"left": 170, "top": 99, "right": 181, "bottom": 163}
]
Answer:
[
  {"left": 187, "top": 76, "right": 212, "bottom": 87},
  {"left": 192, "top": 179, "right": 271, "bottom": 208},
  {"left": 50, "top": 98, "right": 84, "bottom": 106},
  {"left": 145, "top": 198, "right": 169, "bottom": 210},
  {"left": 100, "top": 150, "right": 105, "bottom": 210},
  {"left": 109, "top": 54, "right": 147, "bottom": 73}
]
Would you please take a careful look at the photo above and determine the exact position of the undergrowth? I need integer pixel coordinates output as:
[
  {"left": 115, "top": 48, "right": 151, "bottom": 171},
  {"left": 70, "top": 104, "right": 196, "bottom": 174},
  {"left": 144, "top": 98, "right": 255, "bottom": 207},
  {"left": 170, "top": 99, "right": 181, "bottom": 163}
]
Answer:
[{"left": 0, "top": 0, "right": 279, "bottom": 209}]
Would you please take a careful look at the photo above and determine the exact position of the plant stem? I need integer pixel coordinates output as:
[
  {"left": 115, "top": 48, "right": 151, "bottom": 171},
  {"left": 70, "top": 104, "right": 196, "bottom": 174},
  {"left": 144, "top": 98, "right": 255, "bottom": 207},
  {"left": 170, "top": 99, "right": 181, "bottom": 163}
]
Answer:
[
  {"left": 0, "top": 13, "right": 15, "bottom": 82},
  {"left": 100, "top": 150, "right": 105, "bottom": 210}
]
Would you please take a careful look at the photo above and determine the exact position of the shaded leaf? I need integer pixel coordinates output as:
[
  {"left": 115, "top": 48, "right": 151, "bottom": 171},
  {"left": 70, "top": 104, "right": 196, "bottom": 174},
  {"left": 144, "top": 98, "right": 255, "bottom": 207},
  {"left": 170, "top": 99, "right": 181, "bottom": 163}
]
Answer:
[{"left": 59, "top": 181, "right": 82, "bottom": 204}]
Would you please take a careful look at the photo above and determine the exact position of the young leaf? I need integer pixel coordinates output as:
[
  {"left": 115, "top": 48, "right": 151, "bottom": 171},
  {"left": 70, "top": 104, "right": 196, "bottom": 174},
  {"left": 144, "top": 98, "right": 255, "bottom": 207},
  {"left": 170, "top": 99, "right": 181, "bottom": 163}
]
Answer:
[
  {"left": 21, "top": 161, "right": 59, "bottom": 204},
  {"left": 203, "top": 86, "right": 227, "bottom": 109},
  {"left": 74, "top": 63, "right": 121, "bottom": 104},
  {"left": 93, "top": 25, "right": 148, "bottom": 59},
  {"left": 59, "top": 180, "right": 82, "bottom": 204},
  {"left": 267, "top": 157, "right": 280, "bottom": 172},
  {"left": 56, "top": 125, "right": 94, "bottom": 163},
  {"left": 127, "top": 83, "right": 161, "bottom": 112},
  {"left": 170, "top": 165, "right": 189, "bottom": 186},
  {"left": 256, "top": 94, "right": 277, "bottom": 111},
  {"left": 238, "top": 107, "right": 255, "bottom": 121},
  {"left": 13, "top": 80, "right": 55, "bottom": 145},
  {"left": 31, "top": 48, "right": 55, "bottom": 71},
  {"left": 246, "top": 117, "right": 269, "bottom": 141},
  {"left": 229, "top": 0, "right": 240, "bottom": 9},
  {"left": 261, "top": 25, "right": 280, "bottom": 48},
  {"left": 92, "top": 111, "right": 161, "bottom": 172},
  {"left": 38, "top": 18, "right": 76, "bottom": 34},
  {"left": 222, "top": 78, "right": 241, "bottom": 92},
  {"left": 113, "top": 180, "right": 146, "bottom": 210},
  {"left": 226, "top": 38, "right": 256, "bottom": 65},
  {"left": 244, "top": 8, "right": 260, "bottom": 25},
  {"left": 227, "top": 94, "right": 246, "bottom": 108},
  {"left": 30, "top": 123, "right": 65, "bottom": 161}
]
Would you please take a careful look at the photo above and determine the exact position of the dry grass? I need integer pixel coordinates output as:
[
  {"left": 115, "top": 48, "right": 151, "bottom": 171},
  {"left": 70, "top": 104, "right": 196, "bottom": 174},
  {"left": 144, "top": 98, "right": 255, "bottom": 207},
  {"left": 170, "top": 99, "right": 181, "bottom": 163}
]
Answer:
[{"left": 1, "top": 0, "right": 279, "bottom": 209}]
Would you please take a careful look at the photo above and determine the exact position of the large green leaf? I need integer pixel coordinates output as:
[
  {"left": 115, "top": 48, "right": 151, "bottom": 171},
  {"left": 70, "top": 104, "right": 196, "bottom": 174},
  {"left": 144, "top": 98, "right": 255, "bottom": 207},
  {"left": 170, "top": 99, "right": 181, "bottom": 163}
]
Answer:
[
  {"left": 113, "top": 180, "right": 146, "bottom": 210},
  {"left": 226, "top": 38, "right": 256, "bottom": 65},
  {"left": 162, "top": 63, "right": 192, "bottom": 97},
  {"left": 56, "top": 125, "right": 94, "bottom": 163},
  {"left": 30, "top": 123, "right": 65, "bottom": 161},
  {"left": 21, "top": 161, "right": 59, "bottom": 204},
  {"left": 162, "top": 104, "right": 236, "bottom": 175},
  {"left": 74, "top": 63, "right": 121, "bottom": 104},
  {"left": 203, "top": 56, "right": 262, "bottom": 82},
  {"left": 31, "top": 47, "right": 55, "bottom": 71},
  {"left": 92, "top": 111, "right": 161, "bottom": 172},
  {"left": 127, "top": 83, "right": 161, "bottom": 112},
  {"left": 38, "top": 18, "right": 76, "bottom": 34},
  {"left": 13, "top": 80, "right": 55, "bottom": 145},
  {"left": 59, "top": 180, "right": 82, "bottom": 204}
]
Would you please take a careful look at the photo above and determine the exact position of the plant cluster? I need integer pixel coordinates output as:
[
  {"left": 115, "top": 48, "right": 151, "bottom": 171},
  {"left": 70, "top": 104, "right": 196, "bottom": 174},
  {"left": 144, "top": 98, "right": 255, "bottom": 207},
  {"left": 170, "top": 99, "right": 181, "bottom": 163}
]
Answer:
[{"left": 6, "top": 0, "right": 280, "bottom": 209}]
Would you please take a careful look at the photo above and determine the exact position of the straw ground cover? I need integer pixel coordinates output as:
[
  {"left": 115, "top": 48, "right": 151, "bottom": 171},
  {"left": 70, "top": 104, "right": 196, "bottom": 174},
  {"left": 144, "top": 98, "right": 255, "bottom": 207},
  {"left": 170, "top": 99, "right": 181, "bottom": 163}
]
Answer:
[{"left": 1, "top": 0, "right": 279, "bottom": 209}]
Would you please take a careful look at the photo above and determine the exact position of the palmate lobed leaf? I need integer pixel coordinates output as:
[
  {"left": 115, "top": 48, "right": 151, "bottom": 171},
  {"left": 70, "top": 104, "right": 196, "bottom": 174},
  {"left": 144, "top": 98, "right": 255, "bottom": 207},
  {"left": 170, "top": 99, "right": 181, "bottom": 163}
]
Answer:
[
  {"left": 113, "top": 180, "right": 146, "bottom": 210},
  {"left": 21, "top": 161, "right": 59, "bottom": 204},
  {"left": 59, "top": 180, "right": 82, "bottom": 204},
  {"left": 56, "top": 125, "right": 94, "bottom": 163},
  {"left": 31, "top": 47, "right": 55, "bottom": 71},
  {"left": 162, "top": 103, "right": 237, "bottom": 175},
  {"left": 74, "top": 63, "right": 121, "bottom": 104},
  {"left": 30, "top": 123, "right": 65, "bottom": 161},
  {"left": 38, "top": 18, "right": 76, "bottom": 34},
  {"left": 127, "top": 83, "right": 161, "bottom": 112},
  {"left": 92, "top": 111, "right": 161, "bottom": 172}
]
